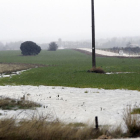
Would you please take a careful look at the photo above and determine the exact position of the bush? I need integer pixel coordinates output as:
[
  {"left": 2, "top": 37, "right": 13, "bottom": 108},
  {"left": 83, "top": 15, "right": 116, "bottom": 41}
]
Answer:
[
  {"left": 20, "top": 41, "right": 41, "bottom": 55},
  {"left": 48, "top": 42, "right": 58, "bottom": 51}
]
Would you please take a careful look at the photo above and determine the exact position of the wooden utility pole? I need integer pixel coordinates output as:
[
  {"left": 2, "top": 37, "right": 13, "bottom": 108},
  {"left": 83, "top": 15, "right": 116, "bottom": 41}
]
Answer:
[{"left": 91, "top": 0, "right": 96, "bottom": 67}]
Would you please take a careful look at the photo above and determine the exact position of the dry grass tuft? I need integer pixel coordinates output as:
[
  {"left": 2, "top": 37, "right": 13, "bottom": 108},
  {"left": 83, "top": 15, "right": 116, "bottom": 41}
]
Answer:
[
  {"left": 1, "top": 108, "right": 140, "bottom": 140},
  {"left": 108, "top": 125, "right": 124, "bottom": 138},
  {"left": 87, "top": 67, "right": 105, "bottom": 74},
  {"left": 0, "top": 117, "right": 107, "bottom": 140},
  {"left": 123, "top": 106, "right": 140, "bottom": 137},
  {"left": 0, "top": 97, "right": 41, "bottom": 110}
]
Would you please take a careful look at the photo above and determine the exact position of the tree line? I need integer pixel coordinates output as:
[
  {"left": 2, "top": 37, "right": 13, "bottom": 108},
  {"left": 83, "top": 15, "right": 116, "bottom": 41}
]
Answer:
[{"left": 20, "top": 41, "right": 58, "bottom": 56}]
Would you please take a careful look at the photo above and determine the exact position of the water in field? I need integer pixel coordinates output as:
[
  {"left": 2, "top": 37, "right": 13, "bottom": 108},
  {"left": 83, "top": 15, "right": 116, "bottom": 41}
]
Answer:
[{"left": 0, "top": 85, "right": 139, "bottom": 128}]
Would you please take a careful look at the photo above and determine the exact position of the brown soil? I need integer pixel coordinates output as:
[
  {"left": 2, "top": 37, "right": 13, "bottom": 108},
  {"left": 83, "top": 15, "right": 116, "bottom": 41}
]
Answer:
[{"left": 0, "top": 63, "right": 47, "bottom": 74}]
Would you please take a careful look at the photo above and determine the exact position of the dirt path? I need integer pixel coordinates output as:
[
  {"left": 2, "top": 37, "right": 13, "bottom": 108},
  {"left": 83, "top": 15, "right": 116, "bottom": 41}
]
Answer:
[{"left": 0, "top": 63, "right": 47, "bottom": 74}]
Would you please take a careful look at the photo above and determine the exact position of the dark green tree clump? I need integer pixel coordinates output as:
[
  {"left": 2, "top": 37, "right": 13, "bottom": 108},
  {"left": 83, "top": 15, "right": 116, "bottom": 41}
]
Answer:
[
  {"left": 48, "top": 42, "right": 58, "bottom": 51},
  {"left": 20, "top": 41, "right": 41, "bottom": 55}
]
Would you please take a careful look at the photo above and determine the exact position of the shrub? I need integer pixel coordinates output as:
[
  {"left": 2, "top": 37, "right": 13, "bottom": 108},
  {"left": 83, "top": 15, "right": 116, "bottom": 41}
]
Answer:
[
  {"left": 20, "top": 41, "right": 41, "bottom": 55},
  {"left": 48, "top": 42, "right": 58, "bottom": 51}
]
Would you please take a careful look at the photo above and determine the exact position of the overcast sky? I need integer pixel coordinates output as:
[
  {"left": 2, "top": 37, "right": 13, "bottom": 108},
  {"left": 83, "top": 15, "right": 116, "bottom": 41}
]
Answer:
[{"left": 0, "top": 0, "right": 140, "bottom": 43}]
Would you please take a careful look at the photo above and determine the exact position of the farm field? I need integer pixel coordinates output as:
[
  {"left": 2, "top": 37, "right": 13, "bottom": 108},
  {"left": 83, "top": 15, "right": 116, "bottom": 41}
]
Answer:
[
  {"left": 0, "top": 49, "right": 140, "bottom": 90},
  {"left": 0, "top": 49, "right": 140, "bottom": 139}
]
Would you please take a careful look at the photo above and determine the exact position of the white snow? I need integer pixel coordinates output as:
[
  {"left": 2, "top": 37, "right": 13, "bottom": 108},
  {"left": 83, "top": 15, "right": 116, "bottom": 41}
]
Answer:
[
  {"left": 0, "top": 85, "right": 140, "bottom": 128},
  {"left": 77, "top": 48, "right": 140, "bottom": 57}
]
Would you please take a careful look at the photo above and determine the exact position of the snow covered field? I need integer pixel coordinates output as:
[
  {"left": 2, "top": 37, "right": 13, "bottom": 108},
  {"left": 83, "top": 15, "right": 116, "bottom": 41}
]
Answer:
[{"left": 0, "top": 85, "right": 140, "bottom": 128}]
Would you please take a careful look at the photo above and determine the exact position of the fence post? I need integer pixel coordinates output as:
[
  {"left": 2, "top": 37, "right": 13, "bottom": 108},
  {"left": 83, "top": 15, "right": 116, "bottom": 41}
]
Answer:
[{"left": 95, "top": 116, "right": 98, "bottom": 129}]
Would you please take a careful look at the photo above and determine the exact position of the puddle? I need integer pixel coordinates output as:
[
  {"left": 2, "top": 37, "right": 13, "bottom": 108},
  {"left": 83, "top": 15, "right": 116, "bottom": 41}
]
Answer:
[
  {"left": 0, "top": 69, "right": 28, "bottom": 78},
  {"left": 106, "top": 72, "right": 134, "bottom": 75}
]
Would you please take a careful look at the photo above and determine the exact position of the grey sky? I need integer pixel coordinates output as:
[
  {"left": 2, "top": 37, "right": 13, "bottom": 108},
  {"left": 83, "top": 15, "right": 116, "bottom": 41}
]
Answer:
[{"left": 0, "top": 0, "right": 140, "bottom": 43}]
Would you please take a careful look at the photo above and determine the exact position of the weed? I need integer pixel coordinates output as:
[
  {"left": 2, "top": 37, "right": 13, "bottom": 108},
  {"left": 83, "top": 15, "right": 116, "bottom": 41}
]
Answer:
[{"left": 84, "top": 91, "right": 88, "bottom": 93}]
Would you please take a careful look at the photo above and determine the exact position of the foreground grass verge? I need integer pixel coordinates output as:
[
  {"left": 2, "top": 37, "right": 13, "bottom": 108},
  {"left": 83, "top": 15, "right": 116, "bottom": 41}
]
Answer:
[
  {"left": 1, "top": 106, "right": 140, "bottom": 140},
  {"left": 0, "top": 116, "right": 123, "bottom": 140},
  {"left": 0, "top": 50, "right": 140, "bottom": 90},
  {"left": 0, "top": 118, "right": 98, "bottom": 140}
]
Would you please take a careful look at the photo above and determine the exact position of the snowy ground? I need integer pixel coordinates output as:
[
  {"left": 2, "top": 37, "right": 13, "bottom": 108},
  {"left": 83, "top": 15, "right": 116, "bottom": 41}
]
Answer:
[
  {"left": 0, "top": 85, "right": 140, "bottom": 128},
  {"left": 77, "top": 48, "right": 140, "bottom": 57}
]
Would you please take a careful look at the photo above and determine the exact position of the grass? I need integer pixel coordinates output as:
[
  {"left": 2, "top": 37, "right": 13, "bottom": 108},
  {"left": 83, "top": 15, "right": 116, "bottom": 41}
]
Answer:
[
  {"left": 0, "top": 106, "right": 139, "bottom": 140},
  {"left": 0, "top": 63, "right": 46, "bottom": 74},
  {"left": 0, "top": 49, "right": 139, "bottom": 90},
  {"left": 0, "top": 115, "right": 123, "bottom": 140},
  {"left": 124, "top": 106, "right": 140, "bottom": 137},
  {"left": 84, "top": 91, "right": 88, "bottom": 93},
  {"left": 0, "top": 97, "right": 41, "bottom": 110},
  {"left": 67, "top": 122, "right": 87, "bottom": 127},
  {"left": 0, "top": 105, "right": 139, "bottom": 139},
  {"left": 0, "top": 117, "right": 101, "bottom": 140},
  {"left": 131, "top": 108, "right": 140, "bottom": 114}
]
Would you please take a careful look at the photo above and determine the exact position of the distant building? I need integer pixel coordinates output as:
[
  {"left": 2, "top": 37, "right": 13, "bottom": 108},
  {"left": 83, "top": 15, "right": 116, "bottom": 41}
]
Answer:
[
  {"left": 57, "top": 38, "right": 64, "bottom": 49},
  {"left": 57, "top": 38, "right": 62, "bottom": 47},
  {"left": 129, "top": 44, "right": 140, "bottom": 48},
  {"left": 126, "top": 42, "right": 140, "bottom": 48}
]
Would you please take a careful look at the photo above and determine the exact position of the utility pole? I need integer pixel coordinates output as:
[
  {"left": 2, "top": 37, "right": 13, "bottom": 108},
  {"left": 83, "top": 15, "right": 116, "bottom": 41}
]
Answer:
[{"left": 91, "top": 0, "right": 96, "bottom": 67}]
